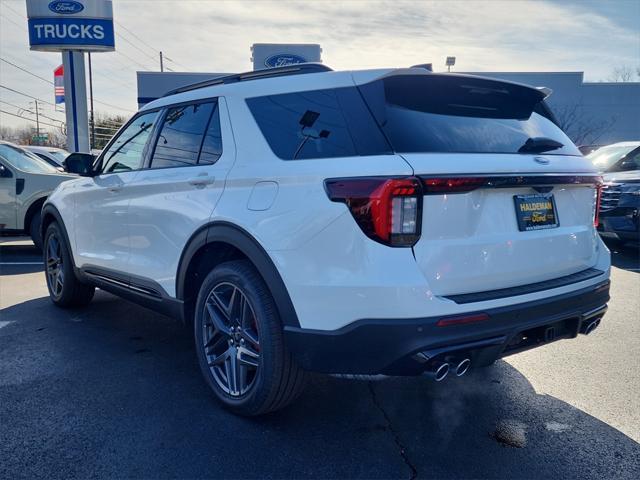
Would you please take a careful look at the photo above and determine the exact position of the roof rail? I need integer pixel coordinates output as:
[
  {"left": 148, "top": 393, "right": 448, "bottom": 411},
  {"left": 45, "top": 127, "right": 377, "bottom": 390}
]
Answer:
[{"left": 163, "top": 63, "right": 333, "bottom": 97}]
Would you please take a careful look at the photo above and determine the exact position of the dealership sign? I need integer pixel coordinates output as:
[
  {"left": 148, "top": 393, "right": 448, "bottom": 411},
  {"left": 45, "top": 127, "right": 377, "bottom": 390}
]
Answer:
[{"left": 26, "top": 0, "right": 115, "bottom": 52}]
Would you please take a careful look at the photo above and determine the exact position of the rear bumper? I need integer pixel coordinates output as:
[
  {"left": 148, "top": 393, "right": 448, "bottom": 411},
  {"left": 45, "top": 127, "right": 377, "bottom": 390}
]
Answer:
[{"left": 284, "top": 280, "right": 610, "bottom": 375}]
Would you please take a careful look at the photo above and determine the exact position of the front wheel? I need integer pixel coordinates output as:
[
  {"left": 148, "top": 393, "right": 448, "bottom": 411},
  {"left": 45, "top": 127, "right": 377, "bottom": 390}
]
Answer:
[
  {"left": 44, "top": 222, "right": 95, "bottom": 308},
  {"left": 194, "top": 260, "right": 307, "bottom": 416}
]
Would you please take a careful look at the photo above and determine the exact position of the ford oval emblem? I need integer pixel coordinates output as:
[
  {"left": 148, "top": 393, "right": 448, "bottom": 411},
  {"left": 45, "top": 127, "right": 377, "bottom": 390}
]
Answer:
[
  {"left": 264, "top": 54, "right": 307, "bottom": 68},
  {"left": 534, "top": 156, "right": 550, "bottom": 165},
  {"left": 48, "top": 1, "right": 85, "bottom": 15}
]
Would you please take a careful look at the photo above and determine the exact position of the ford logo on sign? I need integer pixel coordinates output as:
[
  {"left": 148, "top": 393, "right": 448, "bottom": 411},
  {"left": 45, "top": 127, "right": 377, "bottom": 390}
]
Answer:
[
  {"left": 48, "top": 1, "right": 85, "bottom": 15},
  {"left": 264, "top": 54, "right": 307, "bottom": 68}
]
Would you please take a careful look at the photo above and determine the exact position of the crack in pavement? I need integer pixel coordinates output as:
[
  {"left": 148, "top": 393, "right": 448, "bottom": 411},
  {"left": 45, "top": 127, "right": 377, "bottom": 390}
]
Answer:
[{"left": 368, "top": 381, "right": 418, "bottom": 480}]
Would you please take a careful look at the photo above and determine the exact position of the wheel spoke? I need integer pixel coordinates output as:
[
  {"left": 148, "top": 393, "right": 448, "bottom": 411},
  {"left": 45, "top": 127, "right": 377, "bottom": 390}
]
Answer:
[
  {"left": 228, "top": 287, "right": 242, "bottom": 325},
  {"left": 240, "top": 329, "right": 259, "bottom": 349},
  {"left": 237, "top": 345, "right": 259, "bottom": 368},
  {"left": 225, "top": 349, "right": 240, "bottom": 396},
  {"left": 206, "top": 302, "right": 231, "bottom": 336},
  {"left": 204, "top": 332, "right": 227, "bottom": 354}
]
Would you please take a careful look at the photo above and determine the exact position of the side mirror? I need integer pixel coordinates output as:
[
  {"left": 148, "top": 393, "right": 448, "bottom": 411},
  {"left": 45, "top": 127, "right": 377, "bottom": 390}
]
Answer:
[
  {"left": 65, "top": 153, "right": 96, "bottom": 176},
  {"left": 0, "top": 164, "right": 12, "bottom": 178}
]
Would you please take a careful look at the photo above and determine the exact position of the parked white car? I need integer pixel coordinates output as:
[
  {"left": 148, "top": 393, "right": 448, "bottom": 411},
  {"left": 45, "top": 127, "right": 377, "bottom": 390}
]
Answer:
[
  {"left": 23, "top": 145, "right": 70, "bottom": 170},
  {"left": 0, "top": 141, "right": 72, "bottom": 249},
  {"left": 42, "top": 65, "right": 611, "bottom": 415}
]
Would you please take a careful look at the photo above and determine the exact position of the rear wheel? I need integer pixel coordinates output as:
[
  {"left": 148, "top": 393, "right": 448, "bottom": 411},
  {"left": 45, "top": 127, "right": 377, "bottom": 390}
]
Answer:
[
  {"left": 194, "top": 260, "right": 307, "bottom": 416},
  {"left": 44, "top": 222, "right": 95, "bottom": 307}
]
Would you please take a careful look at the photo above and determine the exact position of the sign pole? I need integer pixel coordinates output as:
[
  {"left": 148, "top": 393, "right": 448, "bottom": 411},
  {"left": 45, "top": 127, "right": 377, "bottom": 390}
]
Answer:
[
  {"left": 88, "top": 52, "right": 95, "bottom": 150},
  {"left": 62, "top": 51, "right": 90, "bottom": 153}
]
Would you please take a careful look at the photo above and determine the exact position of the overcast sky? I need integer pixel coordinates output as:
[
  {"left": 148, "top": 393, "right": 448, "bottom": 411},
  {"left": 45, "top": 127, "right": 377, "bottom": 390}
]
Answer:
[{"left": 1, "top": 0, "right": 639, "bottom": 132}]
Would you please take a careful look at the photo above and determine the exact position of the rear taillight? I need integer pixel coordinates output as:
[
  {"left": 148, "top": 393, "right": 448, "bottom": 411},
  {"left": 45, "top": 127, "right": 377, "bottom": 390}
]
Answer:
[
  {"left": 421, "top": 177, "right": 486, "bottom": 194},
  {"left": 594, "top": 184, "right": 602, "bottom": 227},
  {"left": 325, "top": 177, "right": 422, "bottom": 247}
]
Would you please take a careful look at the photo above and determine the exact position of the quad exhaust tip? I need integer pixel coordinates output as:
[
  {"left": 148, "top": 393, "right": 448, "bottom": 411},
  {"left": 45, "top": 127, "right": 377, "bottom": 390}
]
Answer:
[
  {"left": 583, "top": 319, "right": 601, "bottom": 335},
  {"left": 424, "top": 361, "right": 450, "bottom": 382},
  {"left": 454, "top": 358, "right": 471, "bottom": 377}
]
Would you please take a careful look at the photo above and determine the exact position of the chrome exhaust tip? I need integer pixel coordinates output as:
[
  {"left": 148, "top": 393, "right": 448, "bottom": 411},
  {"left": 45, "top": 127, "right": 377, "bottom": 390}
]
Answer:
[
  {"left": 582, "top": 318, "right": 601, "bottom": 335},
  {"left": 424, "top": 361, "right": 450, "bottom": 382},
  {"left": 454, "top": 358, "right": 471, "bottom": 377}
]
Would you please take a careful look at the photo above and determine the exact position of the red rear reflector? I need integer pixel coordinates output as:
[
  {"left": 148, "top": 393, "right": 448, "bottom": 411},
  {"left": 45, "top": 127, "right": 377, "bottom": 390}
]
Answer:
[{"left": 436, "top": 313, "right": 490, "bottom": 327}]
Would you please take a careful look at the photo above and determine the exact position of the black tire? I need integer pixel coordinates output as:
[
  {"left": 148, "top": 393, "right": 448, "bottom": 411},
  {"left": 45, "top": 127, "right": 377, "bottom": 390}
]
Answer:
[
  {"left": 194, "top": 260, "right": 307, "bottom": 416},
  {"left": 29, "top": 210, "right": 43, "bottom": 251},
  {"left": 44, "top": 222, "right": 95, "bottom": 308}
]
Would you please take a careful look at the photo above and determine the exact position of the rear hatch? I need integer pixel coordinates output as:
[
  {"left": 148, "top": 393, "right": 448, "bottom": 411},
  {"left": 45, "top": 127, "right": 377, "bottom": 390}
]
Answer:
[{"left": 357, "top": 72, "right": 601, "bottom": 297}]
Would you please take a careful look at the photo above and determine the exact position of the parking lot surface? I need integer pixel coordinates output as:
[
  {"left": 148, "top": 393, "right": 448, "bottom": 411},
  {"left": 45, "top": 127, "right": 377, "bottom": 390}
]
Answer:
[{"left": 1, "top": 237, "right": 639, "bottom": 479}]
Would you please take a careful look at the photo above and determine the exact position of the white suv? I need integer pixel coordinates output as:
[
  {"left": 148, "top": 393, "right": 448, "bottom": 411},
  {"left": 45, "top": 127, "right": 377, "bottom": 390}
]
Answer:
[{"left": 43, "top": 65, "right": 611, "bottom": 415}]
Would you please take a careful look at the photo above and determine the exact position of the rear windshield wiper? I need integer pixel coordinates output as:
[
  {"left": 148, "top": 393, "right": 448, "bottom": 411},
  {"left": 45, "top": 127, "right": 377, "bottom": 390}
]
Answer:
[{"left": 518, "top": 137, "right": 564, "bottom": 154}]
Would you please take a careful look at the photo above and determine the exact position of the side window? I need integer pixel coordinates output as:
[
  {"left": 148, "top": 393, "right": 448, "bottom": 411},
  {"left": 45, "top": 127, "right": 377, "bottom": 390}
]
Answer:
[
  {"left": 198, "top": 103, "right": 223, "bottom": 165},
  {"left": 101, "top": 111, "right": 159, "bottom": 174},
  {"left": 246, "top": 89, "right": 359, "bottom": 160},
  {"left": 150, "top": 102, "right": 214, "bottom": 169}
]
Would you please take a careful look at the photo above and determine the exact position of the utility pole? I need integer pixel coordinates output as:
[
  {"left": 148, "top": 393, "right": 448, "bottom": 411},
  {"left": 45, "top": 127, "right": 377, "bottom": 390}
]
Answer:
[
  {"left": 34, "top": 100, "right": 40, "bottom": 144},
  {"left": 159, "top": 51, "right": 164, "bottom": 72},
  {"left": 88, "top": 52, "right": 96, "bottom": 150}
]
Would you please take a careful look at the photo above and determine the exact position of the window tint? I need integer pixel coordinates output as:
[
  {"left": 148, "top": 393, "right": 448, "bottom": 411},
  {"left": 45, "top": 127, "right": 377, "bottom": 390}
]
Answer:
[
  {"left": 0, "top": 144, "right": 58, "bottom": 174},
  {"left": 150, "top": 102, "right": 214, "bottom": 169},
  {"left": 246, "top": 88, "right": 390, "bottom": 160},
  {"left": 359, "top": 75, "right": 581, "bottom": 156},
  {"left": 101, "top": 111, "right": 159, "bottom": 174},
  {"left": 198, "top": 103, "right": 223, "bottom": 165}
]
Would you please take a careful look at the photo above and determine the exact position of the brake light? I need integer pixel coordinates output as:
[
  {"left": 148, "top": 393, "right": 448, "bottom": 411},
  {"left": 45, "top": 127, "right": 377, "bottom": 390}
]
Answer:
[
  {"left": 421, "top": 177, "right": 486, "bottom": 194},
  {"left": 325, "top": 177, "right": 422, "bottom": 247},
  {"left": 594, "top": 183, "right": 603, "bottom": 227}
]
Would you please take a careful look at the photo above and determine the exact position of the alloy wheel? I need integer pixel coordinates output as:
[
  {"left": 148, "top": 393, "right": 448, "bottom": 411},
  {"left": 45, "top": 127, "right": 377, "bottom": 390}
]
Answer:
[
  {"left": 46, "top": 233, "right": 64, "bottom": 297},
  {"left": 202, "top": 282, "right": 261, "bottom": 397}
]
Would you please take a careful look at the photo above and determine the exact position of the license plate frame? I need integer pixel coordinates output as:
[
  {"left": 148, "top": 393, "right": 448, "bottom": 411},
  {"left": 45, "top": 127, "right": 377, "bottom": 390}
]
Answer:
[{"left": 513, "top": 193, "right": 559, "bottom": 231}]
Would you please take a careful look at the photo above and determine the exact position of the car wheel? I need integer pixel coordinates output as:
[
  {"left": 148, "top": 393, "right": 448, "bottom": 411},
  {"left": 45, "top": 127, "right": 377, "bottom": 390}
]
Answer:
[
  {"left": 29, "top": 210, "right": 43, "bottom": 251},
  {"left": 44, "top": 222, "right": 95, "bottom": 308},
  {"left": 194, "top": 260, "right": 307, "bottom": 416}
]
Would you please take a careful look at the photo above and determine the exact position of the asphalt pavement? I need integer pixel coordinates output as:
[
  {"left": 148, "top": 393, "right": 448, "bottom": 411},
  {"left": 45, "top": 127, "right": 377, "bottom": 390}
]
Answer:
[{"left": 1, "top": 237, "right": 639, "bottom": 479}]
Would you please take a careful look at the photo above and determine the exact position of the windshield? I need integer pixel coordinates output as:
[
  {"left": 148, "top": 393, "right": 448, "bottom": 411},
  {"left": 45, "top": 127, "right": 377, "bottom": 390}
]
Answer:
[
  {"left": 587, "top": 144, "right": 639, "bottom": 172},
  {"left": 358, "top": 74, "right": 581, "bottom": 156},
  {"left": 47, "top": 149, "right": 70, "bottom": 163},
  {"left": 0, "top": 144, "right": 59, "bottom": 174}
]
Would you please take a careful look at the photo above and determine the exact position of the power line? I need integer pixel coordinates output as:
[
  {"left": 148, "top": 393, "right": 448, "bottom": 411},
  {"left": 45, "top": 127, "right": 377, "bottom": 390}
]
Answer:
[
  {"left": 0, "top": 109, "right": 65, "bottom": 130},
  {"left": 1, "top": 57, "right": 54, "bottom": 85},
  {"left": 114, "top": 21, "right": 159, "bottom": 56},
  {"left": 115, "top": 32, "right": 158, "bottom": 64},
  {"left": 0, "top": 85, "right": 55, "bottom": 106},
  {"left": 0, "top": 99, "right": 65, "bottom": 125}
]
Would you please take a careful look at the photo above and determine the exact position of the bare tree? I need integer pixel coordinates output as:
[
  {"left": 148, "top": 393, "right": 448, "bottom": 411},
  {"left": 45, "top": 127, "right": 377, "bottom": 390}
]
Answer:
[
  {"left": 607, "top": 65, "right": 639, "bottom": 82},
  {"left": 553, "top": 103, "right": 617, "bottom": 146}
]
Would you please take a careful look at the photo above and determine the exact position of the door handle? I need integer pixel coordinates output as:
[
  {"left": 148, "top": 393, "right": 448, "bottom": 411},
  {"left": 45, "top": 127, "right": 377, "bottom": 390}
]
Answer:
[
  {"left": 108, "top": 186, "right": 122, "bottom": 193},
  {"left": 188, "top": 176, "right": 215, "bottom": 187}
]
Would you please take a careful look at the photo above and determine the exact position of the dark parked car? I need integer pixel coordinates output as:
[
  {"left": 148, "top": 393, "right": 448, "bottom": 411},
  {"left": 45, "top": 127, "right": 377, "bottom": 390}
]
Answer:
[{"left": 588, "top": 142, "right": 640, "bottom": 245}]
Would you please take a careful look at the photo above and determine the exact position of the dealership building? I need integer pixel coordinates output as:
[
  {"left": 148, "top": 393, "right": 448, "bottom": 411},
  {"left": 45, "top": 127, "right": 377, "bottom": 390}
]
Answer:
[{"left": 137, "top": 44, "right": 639, "bottom": 147}]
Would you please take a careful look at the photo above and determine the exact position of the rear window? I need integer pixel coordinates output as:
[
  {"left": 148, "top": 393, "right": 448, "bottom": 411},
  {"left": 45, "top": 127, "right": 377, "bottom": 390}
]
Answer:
[
  {"left": 246, "top": 87, "right": 391, "bottom": 160},
  {"left": 247, "top": 74, "right": 580, "bottom": 160},
  {"left": 359, "top": 74, "right": 581, "bottom": 156}
]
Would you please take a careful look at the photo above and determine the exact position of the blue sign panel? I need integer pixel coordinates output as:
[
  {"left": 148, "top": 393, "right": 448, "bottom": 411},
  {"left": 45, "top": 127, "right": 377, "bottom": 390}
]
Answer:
[
  {"left": 264, "top": 54, "right": 307, "bottom": 68},
  {"left": 48, "top": 1, "right": 85, "bottom": 14},
  {"left": 28, "top": 17, "right": 114, "bottom": 50}
]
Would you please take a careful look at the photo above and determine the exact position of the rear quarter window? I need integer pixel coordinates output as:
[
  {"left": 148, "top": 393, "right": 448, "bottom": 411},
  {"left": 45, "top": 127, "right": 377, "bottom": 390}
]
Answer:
[{"left": 246, "top": 87, "right": 391, "bottom": 160}]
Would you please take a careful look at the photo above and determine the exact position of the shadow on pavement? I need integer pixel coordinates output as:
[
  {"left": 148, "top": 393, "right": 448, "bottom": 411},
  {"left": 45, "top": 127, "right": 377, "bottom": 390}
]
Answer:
[
  {"left": 607, "top": 241, "right": 640, "bottom": 273},
  {"left": 0, "top": 293, "right": 638, "bottom": 479},
  {"left": 0, "top": 242, "right": 43, "bottom": 276}
]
